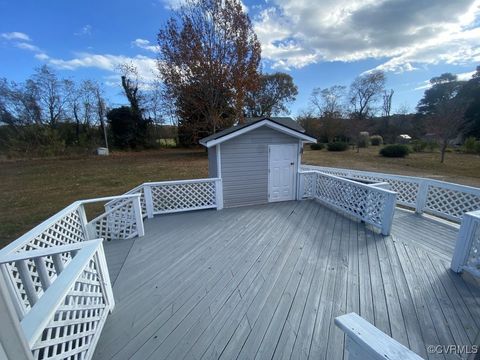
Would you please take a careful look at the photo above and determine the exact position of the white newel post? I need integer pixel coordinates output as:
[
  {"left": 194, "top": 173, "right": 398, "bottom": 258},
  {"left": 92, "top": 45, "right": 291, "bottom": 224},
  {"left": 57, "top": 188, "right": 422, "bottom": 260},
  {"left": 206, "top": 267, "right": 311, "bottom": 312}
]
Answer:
[
  {"left": 0, "top": 271, "right": 33, "bottom": 360},
  {"left": 451, "top": 210, "right": 480, "bottom": 273},
  {"left": 77, "top": 203, "right": 95, "bottom": 240},
  {"left": 297, "top": 172, "right": 304, "bottom": 200},
  {"left": 95, "top": 242, "right": 116, "bottom": 312},
  {"left": 415, "top": 180, "right": 429, "bottom": 214},
  {"left": 143, "top": 184, "right": 155, "bottom": 219},
  {"left": 215, "top": 178, "right": 224, "bottom": 210},
  {"left": 381, "top": 192, "right": 397, "bottom": 236},
  {"left": 132, "top": 196, "right": 145, "bottom": 237}
]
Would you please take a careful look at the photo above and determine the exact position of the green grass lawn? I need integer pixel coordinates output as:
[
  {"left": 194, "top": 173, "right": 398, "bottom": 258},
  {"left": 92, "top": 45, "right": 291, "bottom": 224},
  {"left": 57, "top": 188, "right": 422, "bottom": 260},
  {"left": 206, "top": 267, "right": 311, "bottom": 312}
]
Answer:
[
  {"left": 1, "top": 145, "right": 480, "bottom": 248},
  {"left": 0, "top": 148, "right": 208, "bottom": 247},
  {"left": 303, "top": 145, "right": 480, "bottom": 187}
]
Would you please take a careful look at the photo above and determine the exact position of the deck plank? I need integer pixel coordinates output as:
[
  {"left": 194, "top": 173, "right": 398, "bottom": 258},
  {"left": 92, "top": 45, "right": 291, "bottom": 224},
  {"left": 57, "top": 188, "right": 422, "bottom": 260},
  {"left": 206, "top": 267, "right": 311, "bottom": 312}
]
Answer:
[{"left": 93, "top": 200, "right": 479, "bottom": 360}]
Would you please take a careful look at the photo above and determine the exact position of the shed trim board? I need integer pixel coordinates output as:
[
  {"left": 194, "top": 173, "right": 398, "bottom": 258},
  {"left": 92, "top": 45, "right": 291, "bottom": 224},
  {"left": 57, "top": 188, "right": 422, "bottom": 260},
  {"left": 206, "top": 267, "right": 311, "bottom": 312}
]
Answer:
[
  {"left": 200, "top": 119, "right": 316, "bottom": 148},
  {"left": 216, "top": 144, "right": 222, "bottom": 178},
  {"left": 268, "top": 144, "right": 298, "bottom": 202}
]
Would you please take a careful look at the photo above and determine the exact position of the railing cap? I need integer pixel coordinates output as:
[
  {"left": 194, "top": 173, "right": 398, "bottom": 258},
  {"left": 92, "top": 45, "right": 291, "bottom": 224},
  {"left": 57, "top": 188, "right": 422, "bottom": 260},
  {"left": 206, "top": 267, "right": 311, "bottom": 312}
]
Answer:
[{"left": 335, "top": 313, "right": 424, "bottom": 360}]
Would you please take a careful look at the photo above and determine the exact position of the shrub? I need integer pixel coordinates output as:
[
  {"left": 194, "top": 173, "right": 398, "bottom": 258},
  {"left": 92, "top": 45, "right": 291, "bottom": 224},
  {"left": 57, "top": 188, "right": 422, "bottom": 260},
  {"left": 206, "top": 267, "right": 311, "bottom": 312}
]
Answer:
[
  {"left": 380, "top": 144, "right": 410, "bottom": 158},
  {"left": 411, "top": 140, "right": 427, "bottom": 153},
  {"left": 370, "top": 135, "right": 383, "bottom": 146},
  {"left": 357, "top": 136, "right": 370, "bottom": 148},
  {"left": 327, "top": 142, "right": 348, "bottom": 151},
  {"left": 464, "top": 137, "right": 477, "bottom": 154},
  {"left": 310, "top": 143, "right": 324, "bottom": 150},
  {"left": 475, "top": 141, "right": 480, "bottom": 154},
  {"left": 426, "top": 141, "right": 438, "bottom": 152}
]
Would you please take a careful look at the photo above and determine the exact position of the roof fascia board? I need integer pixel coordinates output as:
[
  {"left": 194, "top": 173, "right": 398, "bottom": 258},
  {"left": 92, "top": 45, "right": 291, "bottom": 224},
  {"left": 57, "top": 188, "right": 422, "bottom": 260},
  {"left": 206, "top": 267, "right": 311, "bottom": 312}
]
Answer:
[{"left": 203, "top": 120, "right": 316, "bottom": 148}]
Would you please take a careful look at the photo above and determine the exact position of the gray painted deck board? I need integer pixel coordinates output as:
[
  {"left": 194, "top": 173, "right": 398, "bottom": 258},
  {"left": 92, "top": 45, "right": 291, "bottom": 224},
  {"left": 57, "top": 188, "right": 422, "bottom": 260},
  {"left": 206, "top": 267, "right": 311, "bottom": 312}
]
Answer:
[{"left": 93, "top": 201, "right": 479, "bottom": 360}]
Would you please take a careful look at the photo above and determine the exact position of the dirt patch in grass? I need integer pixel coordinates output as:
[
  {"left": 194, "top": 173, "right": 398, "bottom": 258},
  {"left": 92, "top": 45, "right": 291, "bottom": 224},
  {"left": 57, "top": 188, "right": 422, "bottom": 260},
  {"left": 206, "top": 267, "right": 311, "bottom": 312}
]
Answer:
[
  {"left": 303, "top": 146, "right": 480, "bottom": 187},
  {"left": 0, "top": 148, "right": 208, "bottom": 247}
]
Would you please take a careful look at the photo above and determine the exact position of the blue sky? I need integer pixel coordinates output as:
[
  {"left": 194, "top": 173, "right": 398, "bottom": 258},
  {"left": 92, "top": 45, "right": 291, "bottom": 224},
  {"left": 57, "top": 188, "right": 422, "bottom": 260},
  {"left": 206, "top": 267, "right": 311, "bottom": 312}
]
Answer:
[{"left": 1, "top": 0, "right": 480, "bottom": 116}]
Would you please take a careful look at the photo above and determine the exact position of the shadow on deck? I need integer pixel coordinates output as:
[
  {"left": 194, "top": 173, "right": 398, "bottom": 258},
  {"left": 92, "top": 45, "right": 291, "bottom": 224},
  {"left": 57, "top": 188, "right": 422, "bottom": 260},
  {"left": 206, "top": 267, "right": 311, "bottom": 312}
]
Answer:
[{"left": 95, "top": 200, "right": 480, "bottom": 360}]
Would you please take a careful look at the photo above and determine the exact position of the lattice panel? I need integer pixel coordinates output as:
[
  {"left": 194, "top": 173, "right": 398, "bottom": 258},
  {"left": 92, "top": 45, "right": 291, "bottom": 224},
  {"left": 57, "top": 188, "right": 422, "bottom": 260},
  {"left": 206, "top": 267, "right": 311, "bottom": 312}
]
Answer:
[
  {"left": 424, "top": 185, "right": 480, "bottom": 221},
  {"left": 18, "top": 209, "right": 86, "bottom": 253},
  {"left": 345, "top": 173, "right": 418, "bottom": 207},
  {"left": 107, "top": 188, "right": 147, "bottom": 218},
  {"left": 466, "top": 222, "right": 480, "bottom": 274},
  {"left": 303, "top": 166, "right": 419, "bottom": 207},
  {"left": 150, "top": 181, "right": 216, "bottom": 213},
  {"left": 315, "top": 174, "right": 388, "bottom": 227},
  {"left": 6, "top": 209, "right": 85, "bottom": 312},
  {"left": 93, "top": 200, "right": 138, "bottom": 241},
  {"left": 5, "top": 254, "right": 71, "bottom": 312},
  {"left": 383, "top": 179, "right": 418, "bottom": 206},
  {"left": 31, "top": 256, "right": 107, "bottom": 360},
  {"left": 301, "top": 173, "right": 316, "bottom": 198}
]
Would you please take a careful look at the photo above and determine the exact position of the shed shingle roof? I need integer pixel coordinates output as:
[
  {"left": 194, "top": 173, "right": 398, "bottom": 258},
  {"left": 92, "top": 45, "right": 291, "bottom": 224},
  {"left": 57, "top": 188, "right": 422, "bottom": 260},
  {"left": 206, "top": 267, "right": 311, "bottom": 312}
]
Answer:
[{"left": 199, "top": 117, "right": 307, "bottom": 145}]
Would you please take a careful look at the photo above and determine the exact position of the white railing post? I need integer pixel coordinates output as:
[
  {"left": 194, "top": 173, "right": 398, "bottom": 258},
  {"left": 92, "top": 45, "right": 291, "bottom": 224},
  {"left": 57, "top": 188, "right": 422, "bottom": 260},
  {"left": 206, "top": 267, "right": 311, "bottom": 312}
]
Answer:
[
  {"left": 143, "top": 184, "right": 155, "bottom": 219},
  {"left": 451, "top": 210, "right": 480, "bottom": 274},
  {"left": 415, "top": 180, "right": 429, "bottom": 214},
  {"left": 95, "top": 242, "right": 116, "bottom": 312},
  {"left": 215, "top": 178, "right": 224, "bottom": 210},
  {"left": 0, "top": 272, "right": 33, "bottom": 360},
  {"left": 132, "top": 196, "right": 145, "bottom": 237},
  {"left": 77, "top": 203, "right": 94, "bottom": 240},
  {"left": 381, "top": 192, "right": 397, "bottom": 236},
  {"left": 297, "top": 172, "right": 305, "bottom": 200}
]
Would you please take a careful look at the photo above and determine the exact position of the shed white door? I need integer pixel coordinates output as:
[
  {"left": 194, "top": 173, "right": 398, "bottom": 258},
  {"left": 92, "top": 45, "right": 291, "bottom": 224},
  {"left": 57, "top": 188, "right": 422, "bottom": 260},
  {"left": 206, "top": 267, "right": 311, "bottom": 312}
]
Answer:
[{"left": 268, "top": 144, "right": 297, "bottom": 202}]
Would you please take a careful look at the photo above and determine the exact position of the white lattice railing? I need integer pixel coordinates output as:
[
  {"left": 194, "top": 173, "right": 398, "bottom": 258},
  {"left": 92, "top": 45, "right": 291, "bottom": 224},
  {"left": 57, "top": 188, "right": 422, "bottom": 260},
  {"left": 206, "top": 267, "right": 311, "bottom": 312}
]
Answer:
[
  {"left": 302, "top": 165, "right": 480, "bottom": 224},
  {"left": 86, "top": 195, "right": 145, "bottom": 241},
  {"left": 299, "top": 170, "right": 397, "bottom": 235},
  {"left": 144, "top": 178, "right": 221, "bottom": 216},
  {"left": 451, "top": 210, "right": 480, "bottom": 277},
  {"left": 0, "top": 239, "right": 114, "bottom": 360},
  {"left": 107, "top": 178, "right": 223, "bottom": 219},
  {"left": 0, "top": 194, "right": 145, "bottom": 360}
]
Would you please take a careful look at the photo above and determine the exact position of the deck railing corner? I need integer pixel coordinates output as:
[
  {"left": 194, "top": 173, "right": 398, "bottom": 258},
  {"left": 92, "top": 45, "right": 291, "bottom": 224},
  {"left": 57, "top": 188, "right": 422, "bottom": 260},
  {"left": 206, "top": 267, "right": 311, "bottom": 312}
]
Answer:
[{"left": 451, "top": 209, "right": 480, "bottom": 277}]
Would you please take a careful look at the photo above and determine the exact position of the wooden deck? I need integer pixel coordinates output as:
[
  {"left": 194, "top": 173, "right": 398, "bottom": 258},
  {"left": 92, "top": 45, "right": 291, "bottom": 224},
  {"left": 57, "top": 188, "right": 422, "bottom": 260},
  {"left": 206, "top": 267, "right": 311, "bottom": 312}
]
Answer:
[{"left": 94, "top": 200, "right": 480, "bottom": 360}]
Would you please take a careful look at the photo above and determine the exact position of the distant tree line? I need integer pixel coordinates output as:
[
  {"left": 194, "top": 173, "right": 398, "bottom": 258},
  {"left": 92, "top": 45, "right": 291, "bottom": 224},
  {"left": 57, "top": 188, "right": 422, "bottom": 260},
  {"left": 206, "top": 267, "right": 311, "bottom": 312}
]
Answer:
[
  {"left": 298, "top": 67, "right": 480, "bottom": 162},
  {"left": 0, "top": 65, "right": 109, "bottom": 156},
  {"left": 0, "top": 0, "right": 299, "bottom": 155}
]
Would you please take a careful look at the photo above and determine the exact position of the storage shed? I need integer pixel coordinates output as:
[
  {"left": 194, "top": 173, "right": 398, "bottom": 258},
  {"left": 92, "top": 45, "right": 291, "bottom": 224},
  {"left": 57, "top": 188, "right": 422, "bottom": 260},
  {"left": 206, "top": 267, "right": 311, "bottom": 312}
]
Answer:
[{"left": 200, "top": 117, "right": 316, "bottom": 208}]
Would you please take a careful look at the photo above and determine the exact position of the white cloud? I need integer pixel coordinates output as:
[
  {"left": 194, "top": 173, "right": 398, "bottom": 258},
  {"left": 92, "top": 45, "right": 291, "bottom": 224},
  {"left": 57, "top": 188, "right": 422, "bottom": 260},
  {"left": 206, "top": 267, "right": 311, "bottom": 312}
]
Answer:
[
  {"left": 253, "top": 0, "right": 480, "bottom": 71},
  {"left": 132, "top": 38, "right": 160, "bottom": 53},
  {"left": 38, "top": 52, "right": 159, "bottom": 84},
  {"left": 414, "top": 69, "right": 477, "bottom": 90},
  {"left": 457, "top": 70, "right": 476, "bottom": 80},
  {"left": 74, "top": 25, "right": 92, "bottom": 36},
  {"left": 1, "top": 32, "right": 31, "bottom": 41},
  {"left": 15, "top": 42, "right": 41, "bottom": 52}
]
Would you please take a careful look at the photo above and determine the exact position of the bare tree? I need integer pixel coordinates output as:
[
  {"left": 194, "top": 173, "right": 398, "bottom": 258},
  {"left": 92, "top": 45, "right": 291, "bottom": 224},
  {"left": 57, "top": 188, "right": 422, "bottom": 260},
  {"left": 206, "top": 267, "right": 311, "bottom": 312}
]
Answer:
[
  {"left": 428, "top": 98, "right": 468, "bottom": 163},
  {"left": 0, "top": 78, "right": 41, "bottom": 126},
  {"left": 31, "top": 65, "right": 68, "bottom": 126},
  {"left": 118, "top": 63, "right": 144, "bottom": 122},
  {"left": 349, "top": 70, "right": 386, "bottom": 120},
  {"left": 157, "top": 0, "right": 261, "bottom": 144},
  {"left": 310, "top": 85, "right": 346, "bottom": 117},
  {"left": 382, "top": 89, "right": 394, "bottom": 117},
  {"left": 92, "top": 82, "right": 109, "bottom": 149}
]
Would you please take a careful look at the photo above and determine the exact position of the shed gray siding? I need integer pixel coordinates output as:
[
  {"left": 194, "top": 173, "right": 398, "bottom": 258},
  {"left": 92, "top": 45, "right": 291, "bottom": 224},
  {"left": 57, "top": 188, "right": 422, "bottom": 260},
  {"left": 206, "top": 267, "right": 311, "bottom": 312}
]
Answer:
[
  {"left": 208, "top": 147, "right": 217, "bottom": 178},
  {"left": 220, "top": 126, "right": 298, "bottom": 208}
]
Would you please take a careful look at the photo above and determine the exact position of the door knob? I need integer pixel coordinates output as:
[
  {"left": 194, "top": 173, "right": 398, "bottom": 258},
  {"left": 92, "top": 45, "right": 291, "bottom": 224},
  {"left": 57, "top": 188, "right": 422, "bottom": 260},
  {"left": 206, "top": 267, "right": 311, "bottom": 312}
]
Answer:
[{"left": 290, "top": 162, "right": 294, "bottom": 165}]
